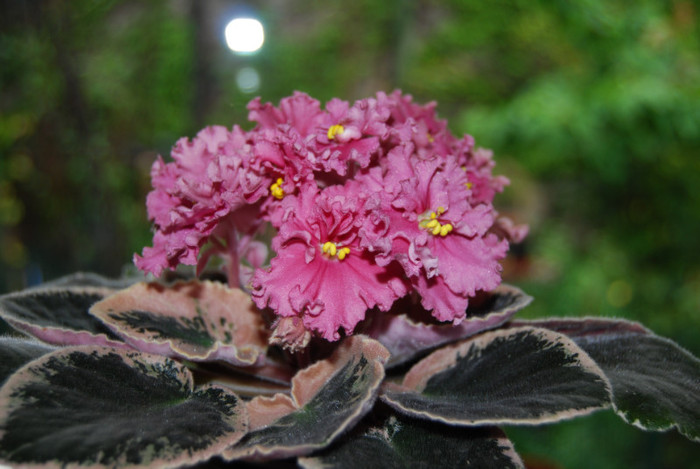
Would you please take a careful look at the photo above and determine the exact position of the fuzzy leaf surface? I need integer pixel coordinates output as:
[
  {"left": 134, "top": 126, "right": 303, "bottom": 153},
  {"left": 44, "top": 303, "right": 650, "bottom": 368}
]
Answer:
[
  {"left": 0, "top": 337, "right": 55, "bottom": 386},
  {"left": 0, "top": 285, "right": 126, "bottom": 348},
  {"left": 225, "top": 336, "right": 389, "bottom": 461},
  {"left": 520, "top": 318, "right": 700, "bottom": 442},
  {"left": 381, "top": 326, "right": 611, "bottom": 425},
  {"left": 299, "top": 415, "right": 524, "bottom": 469},
  {"left": 364, "top": 284, "right": 532, "bottom": 368},
  {"left": 90, "top": 281, "right": 267, "bottom": 366},
  {"left": 40, "top": 272, "right": 141, "bottom": 290},
  {"left": 0, "top": 346, "right": 247, "bottom": 468}
]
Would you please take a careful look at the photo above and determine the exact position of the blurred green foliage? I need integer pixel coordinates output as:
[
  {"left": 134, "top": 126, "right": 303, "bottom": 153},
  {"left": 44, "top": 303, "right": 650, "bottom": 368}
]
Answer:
[{"left": 0, "top": 0, "right": 698, "bottom": 467}]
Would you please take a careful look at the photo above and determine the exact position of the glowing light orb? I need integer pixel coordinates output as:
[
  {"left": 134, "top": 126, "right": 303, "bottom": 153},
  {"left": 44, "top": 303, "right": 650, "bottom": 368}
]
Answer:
[
  {"left": 236, "top": 67, "right": 260, "bottom": 93},
  {"left": 224, "top": 18, "right": 264, "bottom": 53}
]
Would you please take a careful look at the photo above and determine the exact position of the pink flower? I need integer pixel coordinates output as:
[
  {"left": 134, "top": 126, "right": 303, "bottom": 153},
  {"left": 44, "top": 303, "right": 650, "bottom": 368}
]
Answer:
[
  {"left": 376, "top": 90, "right": 453, "bottom": 155},
  {"left": 136, "top": 90, "right": 525, "bottom": 346},
  {"left": 249, "top": 93, "right": 389, "bottom": 178},
  {"left": 458, "top": 146, "right": 509, "bottom": 205},
  {"left": 247, "top": 91, "right": 326, "bottom": 136},
  {"left": 359, "top": 144, "right": 508, "bottom": 322},
  {"left": 134, "top": 126, "right": 264, "bottom": 277},
  {"left": 252, "top": 183, "right": 407, "bottom": 341},
  {"left": 310, "top": 97, "right": 389, "bottom": 176},
  {"left": 249, "top": 126, "right": 317, "bottom": 227}
]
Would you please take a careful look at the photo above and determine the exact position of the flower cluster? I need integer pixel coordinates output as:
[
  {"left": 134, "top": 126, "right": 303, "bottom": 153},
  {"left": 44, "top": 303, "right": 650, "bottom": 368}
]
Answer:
[{"left": 135, "top": 91, "right": 525, "bottom": 347}]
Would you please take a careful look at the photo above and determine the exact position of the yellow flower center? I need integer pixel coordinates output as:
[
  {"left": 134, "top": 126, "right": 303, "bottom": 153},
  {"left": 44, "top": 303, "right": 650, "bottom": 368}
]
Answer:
[
  {"left": 270, "top": 178, "right": 285, "bottom": 200},
  {"left": 322, "top": 241, "right": 350, "bottom": 261},
  {"left": 418, "top": 206, "right": 454, "bottom": 237},
  {"left": 327, "top": 124, "right": 344, "bottom": 140}
]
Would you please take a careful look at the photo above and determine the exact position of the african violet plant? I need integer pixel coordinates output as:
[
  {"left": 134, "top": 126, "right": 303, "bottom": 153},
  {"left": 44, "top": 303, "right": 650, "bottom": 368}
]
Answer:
[{"left": 0, "top": 91, "right": 698, "bottom": 468}]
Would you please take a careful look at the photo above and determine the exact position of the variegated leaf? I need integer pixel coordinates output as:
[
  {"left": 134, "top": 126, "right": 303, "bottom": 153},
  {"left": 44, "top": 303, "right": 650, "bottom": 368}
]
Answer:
[
  {"left": 0, "top": 284, "right": 126, "bottom": 348},
  {"left": 299, "top": 415, "right": 524, "bottom": 469},
  {"left": 90, "top": 281, "right": 268, "bottom": 366},
  {"left": 381, "top": 326, "right": 612, "bottom": 425},
  {"left": 0, "top": 346, "right": 247, "bottom": 468},
  {"left": 0, "top": 336, "right": 55, "bottom": 386},
  {"left": 519, "top": 318, "right": 700, "bottom": 442},
  {"left": 225, "top": 335, "right": 389, "bottom": 461}
]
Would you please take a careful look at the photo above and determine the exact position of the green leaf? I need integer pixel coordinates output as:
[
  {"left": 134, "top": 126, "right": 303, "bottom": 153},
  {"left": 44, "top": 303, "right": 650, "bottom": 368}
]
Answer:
[
  {"left": 0, "top": 284, "right": 126, "bottom": 348},
  {"left": 0, "top": 346, "right": 247, "bottom": 468},
  {"left": 521, "top": 318, "right": 700, "bottom": 442},
  {"left": 90, "top": 280, "right": 268, "bottom": 366},
  {"left": 300, "top": 415, "right": 524, "bottom": 469},
  {"left": 0, "top": 337, "right": 55, "bottom": 386},
  {"left": 381, "top": 326, "right": 611, "bottom": 425},
  {"left": 225, "top": 335, "right": 390, "bottom": 461}
]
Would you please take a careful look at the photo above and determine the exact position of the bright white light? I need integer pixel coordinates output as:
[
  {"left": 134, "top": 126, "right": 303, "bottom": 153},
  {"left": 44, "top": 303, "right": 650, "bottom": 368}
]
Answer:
[
  {"left": 224, "top": 18, "right": 264, "bottom": 53},
  {"left": 236, "top": 67, "right": 260, "bottom": 93}
]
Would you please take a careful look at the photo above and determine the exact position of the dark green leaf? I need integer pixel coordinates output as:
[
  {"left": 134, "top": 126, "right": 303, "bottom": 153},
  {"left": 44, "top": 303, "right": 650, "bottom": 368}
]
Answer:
[
  {"left": 0, "top": 336, "right": 55, "bottom": 386},
  {"left": 0, "top": 346, "right": 247, "bottom": 468},
  {"left": 0, "top": 285, "right": 126, "bottom": 348},
  {"left": 41, "top": 272, "right": 141, "bottom": 290},
  {"left": 300, "top": 415, "right": 524, "bottom": 469},
  {"left": 225, "top": 336, "right": 389, "bottom": 461},
  {"left": 90, "top": 281, "right": 268, "bottom": 366},
  {"left": 381, "top": 326, "right": 611, "bottom": 425},
  {"left": 521, "top": 318, "right": 700, "bottom": 442}
]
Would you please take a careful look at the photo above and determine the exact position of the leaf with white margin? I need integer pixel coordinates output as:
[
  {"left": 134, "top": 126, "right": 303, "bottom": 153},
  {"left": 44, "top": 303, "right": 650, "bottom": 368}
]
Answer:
[
  {"left": 362, "top": 284, "right": 532, "bottom": 368},
  {"left": 517, "top": 317, "right": 700, "bottom": 442},
  {"left": 0, "top": 336, "right": 55, "bottom": 386},
  {"left": 299, "top": 415, "right": 524, "bottom": 469},
  {"left": 0, "top": 346, "right": 247, "bottom": 468},
  {"left": 0, "top": 284, "right": 127, "bottom": 348},
  {"left": 224, "top": 335, "right": 389, "bottom": 461},
  {"left": 381, "top": 326, "right": 612, "bottom": 425},
  {"left": 90, "top": 281, "right": 268, "bottom": 366}
]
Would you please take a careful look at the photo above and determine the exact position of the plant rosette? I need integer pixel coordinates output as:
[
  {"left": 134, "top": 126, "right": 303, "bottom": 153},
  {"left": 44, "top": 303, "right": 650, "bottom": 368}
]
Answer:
[{"left": 0, "top": 92, "right": 697, "bottom": 468}]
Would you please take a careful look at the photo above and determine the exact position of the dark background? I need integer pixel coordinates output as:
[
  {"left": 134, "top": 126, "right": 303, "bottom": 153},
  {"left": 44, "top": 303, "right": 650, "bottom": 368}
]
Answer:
[{"left": 1, "top": 1, "right": 699, "bottom": 467}]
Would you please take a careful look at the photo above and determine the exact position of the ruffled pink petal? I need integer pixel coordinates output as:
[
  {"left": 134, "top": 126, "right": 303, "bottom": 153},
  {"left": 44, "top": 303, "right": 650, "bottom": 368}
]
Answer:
[
  {"left": 432, "top": 233, "right": 507, "bottom": 299},
  {"left": 134, "top": 227, "right": 203, "bottom": 277},
  {"left": 317, "top": 137, "right": 380, "bottom": 175},
  {"left": 414, "top": 273, "right": 470, "bottom": 323},
  {"left": 253, "top": 182, "right": 406, "bottom": 341},
  {"left": 253, "top": 243, "right": 404, "bottom": 341},
  {"left": 248, "top": 91, "right": 325, "bottom": 136},
  {"left": 136, "top": 125, "right": 265, "bottom": 277}
]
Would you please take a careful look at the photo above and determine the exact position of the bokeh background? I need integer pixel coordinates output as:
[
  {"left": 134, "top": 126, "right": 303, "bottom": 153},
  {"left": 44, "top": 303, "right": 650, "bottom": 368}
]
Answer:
[{"left": 1, "top": 1, "right": 699, "bottom": 467}]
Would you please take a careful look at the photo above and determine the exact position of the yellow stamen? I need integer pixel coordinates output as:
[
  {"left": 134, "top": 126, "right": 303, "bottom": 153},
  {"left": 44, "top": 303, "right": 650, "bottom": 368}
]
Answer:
[
  {"left": 322, "top": 241, "right": 349, "bottom": 261},
  {"left": 419, "top": 208, "right": 454, "bottom": 237},
  {"left": 270, "top": 177, "right": 285, "bottom": 200},
  {"left": 327, "top": 124, "right": 344, "bottom": 140},
  {"left": 337, "top": 247, "right": 350, "bottom": 260},
  {"left": 428, "top": 134, "right": 435, "bottom": 143}
]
